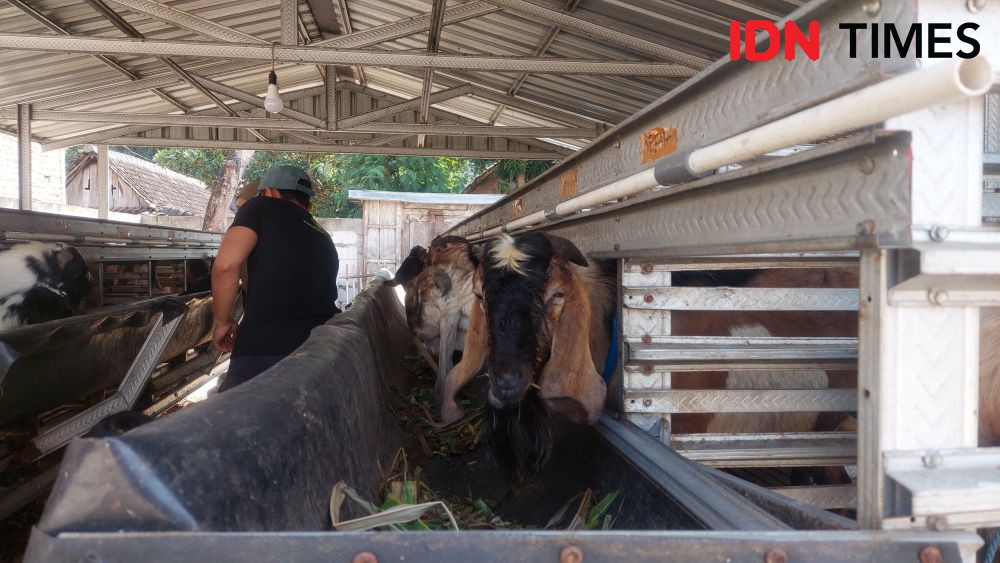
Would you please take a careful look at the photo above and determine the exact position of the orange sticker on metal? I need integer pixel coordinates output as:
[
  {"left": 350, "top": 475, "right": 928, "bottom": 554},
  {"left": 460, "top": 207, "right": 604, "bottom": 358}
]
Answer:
[
  {"left": 559, "top": 169, "right": 578, "bottom": 199},
  {"left": 640, "top": 126, "right": 677, "bottom": 164},
  {"left": 512, "top": 198, "right": 524, "bottom": 218}
]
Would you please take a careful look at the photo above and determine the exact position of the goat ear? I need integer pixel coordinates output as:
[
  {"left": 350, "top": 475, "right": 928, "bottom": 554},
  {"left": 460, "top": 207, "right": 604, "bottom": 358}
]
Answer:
[
  {"left": 538, "top": 270, "right": 605, "bottom": 425},
  {"left": 544, "top": 234, "right": 588, "bottom": 268},
  {"left": 467, "top": 242, "right": 482, "bottom": 269},
  {"left": 439, "top": 291, "right": 489, "bottom": 424},
  {"left": 388, "top": 246, "right": 427, "bottom": 287}
]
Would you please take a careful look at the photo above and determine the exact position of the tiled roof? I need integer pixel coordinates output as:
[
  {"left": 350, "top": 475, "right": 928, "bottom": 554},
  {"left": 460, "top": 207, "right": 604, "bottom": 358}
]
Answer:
[{"left": 106, "top": 151, "right": 210, "bottom": 216}]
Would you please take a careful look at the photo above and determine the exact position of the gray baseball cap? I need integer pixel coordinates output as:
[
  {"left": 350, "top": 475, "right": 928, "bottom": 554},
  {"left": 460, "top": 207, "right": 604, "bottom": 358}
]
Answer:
[{"left": 259, "top": 164, "right": 315, "bottom": 196}]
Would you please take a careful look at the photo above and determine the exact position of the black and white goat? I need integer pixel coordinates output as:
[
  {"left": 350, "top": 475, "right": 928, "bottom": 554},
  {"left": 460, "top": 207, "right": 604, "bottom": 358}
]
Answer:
[{"left": 0, "top": 242, "right": 94, "bottom": 330}]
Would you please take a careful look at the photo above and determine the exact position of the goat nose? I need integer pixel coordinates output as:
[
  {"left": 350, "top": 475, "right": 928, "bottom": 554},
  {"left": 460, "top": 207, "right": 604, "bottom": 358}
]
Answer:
[{"left": 495, "top": 372, "right": 520, "bottom": 392}]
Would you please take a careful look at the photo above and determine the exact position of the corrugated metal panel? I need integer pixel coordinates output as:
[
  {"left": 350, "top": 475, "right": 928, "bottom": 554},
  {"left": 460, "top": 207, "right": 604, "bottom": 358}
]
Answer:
[{"left": 0, "top": 0, "right": 794, "bottom": 155}]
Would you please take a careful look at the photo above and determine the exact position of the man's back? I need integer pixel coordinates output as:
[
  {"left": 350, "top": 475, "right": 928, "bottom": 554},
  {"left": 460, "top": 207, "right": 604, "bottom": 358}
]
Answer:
[{"left": 231, "top": 196, "right": 339, "bottom": 356}]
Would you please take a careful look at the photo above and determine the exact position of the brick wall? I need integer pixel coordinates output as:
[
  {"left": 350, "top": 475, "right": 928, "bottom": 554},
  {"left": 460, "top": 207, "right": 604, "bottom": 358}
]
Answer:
[{"left": 0, "top": 132, "right": 67, "bottom": 205}]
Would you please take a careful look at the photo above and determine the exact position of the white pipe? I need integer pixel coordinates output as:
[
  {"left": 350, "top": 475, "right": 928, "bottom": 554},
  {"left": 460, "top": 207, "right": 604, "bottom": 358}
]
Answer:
[
  {"left": 554, "top": 168, "right": 658, "bottom": 217},
  {"left": 467, "top": 57, "right": 994, "bottom": 240},
  {"left": 504, "top": 210, "right": 547, "bottom": 232},
  {"left": 688, "top": 57, "right": 994, "bottom": 175}
]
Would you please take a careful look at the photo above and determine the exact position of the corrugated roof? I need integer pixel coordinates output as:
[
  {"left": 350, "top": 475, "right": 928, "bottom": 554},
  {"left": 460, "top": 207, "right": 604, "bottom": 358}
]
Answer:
[{"left": 0, "top": 0, "right": 800, "bottom": 157}]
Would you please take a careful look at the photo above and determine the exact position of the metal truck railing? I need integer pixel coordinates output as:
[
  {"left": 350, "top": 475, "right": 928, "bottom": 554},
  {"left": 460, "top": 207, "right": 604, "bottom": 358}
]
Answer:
[
  {"left": 447, "top": 0, "right": 1000, "bottom": 539},
  {"left": 25, "top": 277, "right": 983, "bottom": 562}
]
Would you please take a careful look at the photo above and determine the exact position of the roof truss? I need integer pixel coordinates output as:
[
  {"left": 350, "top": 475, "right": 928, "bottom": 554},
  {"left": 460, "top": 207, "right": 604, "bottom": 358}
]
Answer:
[{"left": 0, "top": 0, "right": 732, "bottom": 157}]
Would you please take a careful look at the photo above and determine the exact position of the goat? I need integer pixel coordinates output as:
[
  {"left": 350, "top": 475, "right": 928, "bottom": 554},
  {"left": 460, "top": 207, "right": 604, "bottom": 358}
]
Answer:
[
  {"left": 388, "top": 236, "right": 479, "bottom": 405},
  {"left": 0, "top": 242, "right": 94, "bottom": 331},
  {"left": 670, "top": 268, "right": 858, "bottom": 436},
  {"left": 979, "top": 308, "right": 1000, "bottom": 446},
  {"left": 440, "top": 232, "right": 615, "bottom": 485}
]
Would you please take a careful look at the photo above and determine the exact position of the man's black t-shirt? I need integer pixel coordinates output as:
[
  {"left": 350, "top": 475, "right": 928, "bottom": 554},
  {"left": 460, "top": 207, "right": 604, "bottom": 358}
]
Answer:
[{"left": 229, "top": 196, "right": 339, "bottom": 356}]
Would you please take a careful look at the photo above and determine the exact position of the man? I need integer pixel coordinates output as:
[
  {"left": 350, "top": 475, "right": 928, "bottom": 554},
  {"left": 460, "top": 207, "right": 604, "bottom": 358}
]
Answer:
[
  {"left": 212, "top": 164, "right": 339, "bottom": 392},
  {"left": 231, "top": 180, "right": 259, "bottom": 294}
]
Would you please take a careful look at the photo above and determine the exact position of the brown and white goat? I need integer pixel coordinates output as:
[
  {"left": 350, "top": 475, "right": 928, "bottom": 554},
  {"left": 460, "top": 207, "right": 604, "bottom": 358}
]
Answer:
[
  {"left": 979, "top": 308, "right": 1000, "bottom": 446},
  {"left": 670, "top": 268, "right": 858, "bottom": 436},
  {"left": 389, "top": 236, "right": 478, "bottom": 393},
  {"left": 439, "top": 232, "right": 614, "bottom": 484},
  {"left": 674, "top": 272, "right": 1000, "bottom": 450}
]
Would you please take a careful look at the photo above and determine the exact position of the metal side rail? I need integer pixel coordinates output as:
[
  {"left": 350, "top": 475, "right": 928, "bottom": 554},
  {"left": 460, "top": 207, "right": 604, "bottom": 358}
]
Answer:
[
  {"left": 670, "top": 431, "right": 856, "bottom": 468},
  {"left": 22, "top": 528, "right": 985, "bottom": 563},
  {"left": 595, "top": 414, "right": 787, "bottom": 530},
  {"left": 595, "top": 414, "right": 860, "bottom": 531},
  {"left": 30, "top": 299, "right": 187, "bottom": 457},
  {"left": 882, "top": 448, "right": 1000, "bottom": 532},
  {"left": 628, "top": 336, "right": 858, "bottom": 371}
]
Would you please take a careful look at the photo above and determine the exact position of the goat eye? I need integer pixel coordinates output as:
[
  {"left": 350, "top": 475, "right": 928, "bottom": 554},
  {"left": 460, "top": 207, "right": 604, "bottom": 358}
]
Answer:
[
  {"left": 552, "top": 292, "right": 565, "bottom": 299},
  {"left": 475, "top": 293, "right": 484, "bottom": 301}
]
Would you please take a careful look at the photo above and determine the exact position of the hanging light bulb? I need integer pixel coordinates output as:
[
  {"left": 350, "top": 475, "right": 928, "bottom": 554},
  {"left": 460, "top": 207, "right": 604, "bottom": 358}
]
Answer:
[
  {"left": 264, "top": 70, "right": 283, "bottom": 113},
  {"left": 263, "top": 42, "right": 283, "bottom": 113}
]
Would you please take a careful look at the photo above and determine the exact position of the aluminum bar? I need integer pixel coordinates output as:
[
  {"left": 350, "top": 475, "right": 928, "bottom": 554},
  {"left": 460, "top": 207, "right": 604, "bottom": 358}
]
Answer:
[
  {"left": 104, "top": 0, "right": 265, "bottom": 43},
  {"left": 96, "top": 144, "right": 109, "bottom": 220},
  {"left": 4, "top": 0, "right": 185, "bottom": 110},
  {"left": 100, "top": 136, "right": 562, "bottom": 158},
  {"left": 187, "top": 74, "right": 327, "bottom": 128},
  {"left": 467, "top": 58, "right": 995, "bottom": 239},
  {"left": 7, "top": 110, "right": 314, "bottom": 129},
  {"left": 16, "top": 104, "right": 31, "bottom": 211},
  {"left": 0, "top": 34, "right": 698, "bottom": 76},
  {"left": 281, "top": 0, "right": 298, "bottom": 45}
]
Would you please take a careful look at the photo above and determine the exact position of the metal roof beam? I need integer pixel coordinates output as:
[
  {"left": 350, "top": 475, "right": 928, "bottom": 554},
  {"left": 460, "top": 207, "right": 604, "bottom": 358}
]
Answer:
[
  {"left": 4, "top": 0, "right": 188, "bottom": 111},
  {"left": 335, "top": 81, "right": 573, "bottom": 154},
  {"left": 2, "top": 107, "right": 593, "bottom": 138},
  {"left": 3, "top": 5, "right": 497, "bottom": 110},
  {"left": 490, "top": 18, "right": 563, "bottom": 125},
  {"left": 38, "top": 85, "right": 330, "bottom": 150},
  {"left": 338, "top": 83, "right": 472, "bottom": 129},
  {"left": 346, "top": 123, "right": 594, "bottom": 138},
  {"left": 325, "top": 66, "right": 337, "bottom": 129},
  {"left": 76, "top": 0, "right": 268, "bottom": 141},
  {"left": 315, "top": 1, "right": 499, "bottom": 49},
  {"left": 419, "top": 0, "right": 447, "bottom": 129},
  {"left": 469, "top": 84, "right": 593, "bottom": 127},
  {"left": 0, "top": 109, "right": 314, "bottom": 129},
  {"left": 190, "top": 74, "right": 327, "bottom": 128},
  {"left": 386, "top": 68, "right": 596, "bottom": 127},
  {"left": 366, "top": 134, "right": 413, "bottom": 147},
  {"left": 103, "top": 0, "right": 266, "bottom": 44},
  {"left": 0, "top": 34, "right": 697, "bottom": 77},
  {"left": 6, "top": 60, "right": 258, "bottom": 109},
  {"left": 281, "top": 0, "right": 298, "bottom": 45},
  {"left": 334, "top": 0, "right": 364, "bottom": 85},
  {"left": 97, "top": 136, "right": 564, "bottom": 159},
  {"left": 487, "top": 0, "right": 711, "bottom": 70}
]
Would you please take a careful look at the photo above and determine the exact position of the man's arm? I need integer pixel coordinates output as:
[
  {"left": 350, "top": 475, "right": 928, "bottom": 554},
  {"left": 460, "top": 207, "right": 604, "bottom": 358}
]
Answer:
[{"left": 211, "top": 226, "right": 257, "bottom": 351}]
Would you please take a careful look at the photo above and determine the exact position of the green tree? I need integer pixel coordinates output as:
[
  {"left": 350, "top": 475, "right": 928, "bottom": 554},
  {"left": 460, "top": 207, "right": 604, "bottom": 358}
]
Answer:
[
  {"left": 154, "top": 148, "right": 228, "bottom": 187},
  {"left": 329, "top": 155, "right": 467, "bottom": 193}
]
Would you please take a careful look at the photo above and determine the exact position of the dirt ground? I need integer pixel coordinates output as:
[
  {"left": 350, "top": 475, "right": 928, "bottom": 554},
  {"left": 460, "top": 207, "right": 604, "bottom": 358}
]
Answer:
[{"left": 0, "top": 496, "right": 45, "bottom": 563}]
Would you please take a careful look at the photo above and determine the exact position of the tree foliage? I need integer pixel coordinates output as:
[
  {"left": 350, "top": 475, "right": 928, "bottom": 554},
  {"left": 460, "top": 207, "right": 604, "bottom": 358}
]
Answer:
[{"left": 65, "top": 145, "right": 555, "bottom": 217}]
